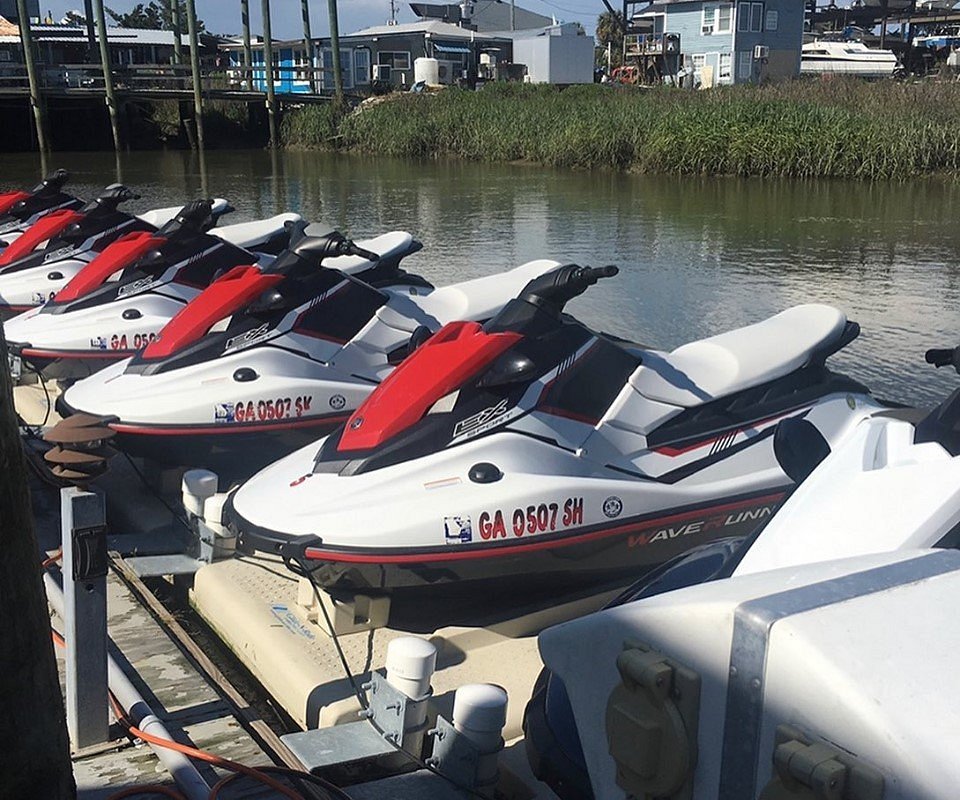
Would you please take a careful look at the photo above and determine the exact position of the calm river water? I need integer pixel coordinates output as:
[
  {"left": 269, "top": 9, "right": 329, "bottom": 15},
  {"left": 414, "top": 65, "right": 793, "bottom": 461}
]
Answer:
[{"left": 4, "top": 149, "right": 960, "bottom": 407}]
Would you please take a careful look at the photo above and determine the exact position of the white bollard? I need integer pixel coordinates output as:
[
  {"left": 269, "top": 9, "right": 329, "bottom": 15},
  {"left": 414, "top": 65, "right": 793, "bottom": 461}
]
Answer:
[
  {"left": 384, "top": 637, "right": 437, "bottom": 754},
  {"left": 202, "top": 491, "right": 231, "bottom": 536},
  {"left": 181, "top": 469, "right": 218, "bottom": 519},
  {"left": 452, "top": 683, "right": 508, "bottom": 787}
]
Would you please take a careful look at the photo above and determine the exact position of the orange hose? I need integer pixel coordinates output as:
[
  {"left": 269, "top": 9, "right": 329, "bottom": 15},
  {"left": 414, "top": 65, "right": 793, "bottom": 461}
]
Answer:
[
  {"left": 105, "top": 786, "right": 188, "bottom": 800},
  {"left": 40, "top": 548, "right": 62, "bottom": 569},
  {"left": 51, "top": 631, "right": 305, "bottom": 800}
]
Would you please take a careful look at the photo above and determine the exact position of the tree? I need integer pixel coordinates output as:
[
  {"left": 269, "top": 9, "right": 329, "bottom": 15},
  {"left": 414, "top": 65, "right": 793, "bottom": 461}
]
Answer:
[
  {"left": 0, "top": 323, "right": 75, "bottom": 798},
  {"left": 106, "top": 1, "right": 204, "bottom": 33},
  {"left": 596, "top": 9, "right": 625, "bottom": 69}
]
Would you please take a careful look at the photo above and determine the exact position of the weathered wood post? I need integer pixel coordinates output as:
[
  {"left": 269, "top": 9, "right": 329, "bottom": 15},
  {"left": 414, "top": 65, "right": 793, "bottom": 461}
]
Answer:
[
  {"left": 0, "top": 323, "right": 76, "bottom": 798},
  {"left": 186, "top": 0, "right": 205, "bottom": 151},
  {"left": 241, "top": 0, "right": 253, "bottom": 90},
  {"left": 83, "top": 0, "right": 97, "bottom": 61},
  {"left": 327, "top": 0, "right": 343, "bottom": 103},
  {"left": 301, "top": 0, "right": 316, "bottom": 93},
  {"left": 261, "top": 0, "right": 279, "bottom": 146},
  {"left": 16, "top": 0, "right": 49, "bottom": 153},
  {"left": 92, "top": 0, "right": 122, "bottom": 151},
  {"left": 169, "top": 0, "right": 183, "bottom": 65}
]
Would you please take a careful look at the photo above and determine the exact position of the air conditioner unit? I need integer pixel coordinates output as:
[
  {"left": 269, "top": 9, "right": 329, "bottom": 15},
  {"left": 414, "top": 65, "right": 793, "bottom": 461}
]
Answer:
[
  {"left": 436, "top": 59, "right": 459, "bottom": 83},
  {"left": 754, "top": 44, "right": 770, "bottom": 60},
  {"left": 372, "top": 64, "right": 391, "bottom": 80},
  {"left": 701, "top": 24, "right": 714, "bottom": 35}
]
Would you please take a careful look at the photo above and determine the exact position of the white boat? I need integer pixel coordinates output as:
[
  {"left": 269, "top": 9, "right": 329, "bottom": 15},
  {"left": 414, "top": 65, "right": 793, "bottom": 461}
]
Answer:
[{"left": 800, "top": 40, "right": 899, "bottom": 78}]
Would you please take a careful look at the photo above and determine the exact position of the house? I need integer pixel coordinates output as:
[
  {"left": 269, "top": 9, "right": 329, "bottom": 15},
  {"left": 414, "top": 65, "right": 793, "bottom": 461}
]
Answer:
[{"left": 633, "top": 1, "right": 804, "bottom": 85}]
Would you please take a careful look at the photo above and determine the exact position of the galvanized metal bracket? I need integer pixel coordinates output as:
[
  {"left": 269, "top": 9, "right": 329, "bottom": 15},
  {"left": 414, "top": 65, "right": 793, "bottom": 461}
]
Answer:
[
  {"left": 427, "top": 715, "right": 500, "bottom": 791},
  {"left": 361, "top": 670, "right": 431, "bottom": 749}
]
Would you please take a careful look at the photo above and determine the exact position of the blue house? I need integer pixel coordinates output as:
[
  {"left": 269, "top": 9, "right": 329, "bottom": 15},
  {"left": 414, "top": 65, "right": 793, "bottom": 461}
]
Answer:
[{"left": 633, "top": 1, "right": 804, "bottom": 85}]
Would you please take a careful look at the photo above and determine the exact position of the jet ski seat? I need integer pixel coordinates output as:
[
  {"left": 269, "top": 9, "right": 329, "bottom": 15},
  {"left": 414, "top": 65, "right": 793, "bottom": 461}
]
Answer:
[
  {"left": 324, "top": 231, "right": 416, "bottom": 274},
  {"left": 213, "top": 213, "right": 302, "bottom": 249},
  {"left": 631, "top": 304, "right": 849, "bottom": 408}
]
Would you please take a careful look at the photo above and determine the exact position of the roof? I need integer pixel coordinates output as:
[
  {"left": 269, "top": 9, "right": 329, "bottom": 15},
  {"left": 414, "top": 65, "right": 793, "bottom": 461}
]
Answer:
[
  {"left": 409, "top": 1, "right": 554, "bottom": 32},
  {"left": 344, "top": 19, "right": 503, "bottom": 40},
  {"left": 0, "top": 22, "right": 188, "bottom": 46}
]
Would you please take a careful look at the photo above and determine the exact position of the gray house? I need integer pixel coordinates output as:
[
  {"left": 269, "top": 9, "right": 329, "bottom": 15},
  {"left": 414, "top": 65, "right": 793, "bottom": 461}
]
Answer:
[{"left": 635, "top": 0, "right": 804, "bottom": 85}]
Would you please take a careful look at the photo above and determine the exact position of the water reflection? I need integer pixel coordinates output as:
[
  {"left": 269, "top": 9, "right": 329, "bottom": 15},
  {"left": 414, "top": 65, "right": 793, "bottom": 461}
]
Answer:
[{"left": 1, "top": 149, "right": 958, "bottom": 406}]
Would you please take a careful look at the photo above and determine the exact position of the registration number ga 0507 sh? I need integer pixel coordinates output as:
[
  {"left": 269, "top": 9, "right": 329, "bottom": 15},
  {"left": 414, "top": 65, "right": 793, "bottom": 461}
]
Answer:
[{"left": 478, "top": 497, "right": 584, "bottom": 540}]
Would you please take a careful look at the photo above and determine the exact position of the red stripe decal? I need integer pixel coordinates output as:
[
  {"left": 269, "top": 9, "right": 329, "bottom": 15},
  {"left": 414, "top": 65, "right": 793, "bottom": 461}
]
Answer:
[
  {"left": 303, "top": 491, "right": 786, "bottom": 564},
  {"left": 20, "top": 348, "right": 131, "bottom": 360},
  {"left": 109, "top": 414, "right": 349, "bottom": 436},
  {"left": 652, "top": 407, "right": 810, "bottom": 457}
]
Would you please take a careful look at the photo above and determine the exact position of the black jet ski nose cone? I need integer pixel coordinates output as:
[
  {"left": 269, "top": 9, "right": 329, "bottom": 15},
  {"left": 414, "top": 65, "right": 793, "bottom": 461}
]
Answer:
[{"left": 469, "top": 462, "right": 503, "bottom": 483}]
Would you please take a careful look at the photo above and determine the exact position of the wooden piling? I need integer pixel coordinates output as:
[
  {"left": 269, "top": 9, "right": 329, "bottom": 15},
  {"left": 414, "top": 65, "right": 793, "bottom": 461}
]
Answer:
[
  {"left": 327, "top": 0, "right": 343, "bottom": 103},
  {"left": 83, "top": 0, "right": 97, "bottom": 61},
  {"left": 185, "top": 0, "right": 204, "bottom": 151},
  {"left": 16, "top": 0, "right": 48, "bottom": 153},
  {"left": 261, "top": 0, "right": 278, "bottom": 147},
  {"left": 92, "top": 0, "right": 122, "bottom": 151},
  {"left": 169, "top": 0, "right": 183, "bottom": 65},
  {"left": 301, "top": 0, "right": 316, "bottom": 93},
  {"left": 241, "top": 0, "right": 253, "bottom": 90}
]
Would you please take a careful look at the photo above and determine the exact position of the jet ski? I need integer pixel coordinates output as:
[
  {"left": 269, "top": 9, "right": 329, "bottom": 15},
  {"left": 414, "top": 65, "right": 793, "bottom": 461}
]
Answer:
[
  {"left": 5, "top": 199, "right": 300, "bottom": 380},
  {"left": 228, "top": 264, "right": 886, "bottom": 597},
  {"left": 524, "top": 343, "right": 960, "bottom": 800},
  {"left": 0, "top": 183, "right": 221, "bottom": 317},
  {"left": 56, "top": 226, "right": 558, "bottom": 476},
  {"left": 0, "top": 169, "right": 84, "bottom": 247}
]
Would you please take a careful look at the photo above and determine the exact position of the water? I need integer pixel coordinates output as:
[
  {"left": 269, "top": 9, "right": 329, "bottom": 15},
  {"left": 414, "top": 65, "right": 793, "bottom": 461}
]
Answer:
[{"left": 3, "top": 149, "right": 960, "bottom": 407}]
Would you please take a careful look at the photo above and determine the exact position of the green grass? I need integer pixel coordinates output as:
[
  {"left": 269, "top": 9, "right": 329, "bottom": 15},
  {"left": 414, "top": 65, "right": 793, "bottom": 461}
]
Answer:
[{"left": 279, "top": 80, "right": 960, "bottom": 180}]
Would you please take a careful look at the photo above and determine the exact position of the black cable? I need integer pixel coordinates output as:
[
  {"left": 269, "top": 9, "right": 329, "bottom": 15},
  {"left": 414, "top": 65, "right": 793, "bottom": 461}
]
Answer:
[
  {"left": 289, "top": 556, "right": 493, "bottom": 800},
  {"left": 212, "top": 765, "right": 352, "bottom": 800},
  {"left": 119, "top": 451, "right": 197, "bottom": 540}
]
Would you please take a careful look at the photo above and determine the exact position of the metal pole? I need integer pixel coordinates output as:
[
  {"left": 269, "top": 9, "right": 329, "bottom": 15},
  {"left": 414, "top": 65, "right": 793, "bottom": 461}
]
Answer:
[
  {"left": 241, "top": 0, "right": 253, "bottom": 89},
  {"left": 92, "top": 0, "right": 122, "bottom": 151},
  {"left": 261, "top": 0, "right": 278, "bottom": 146},
  {"left": 301, "top": 0, "right": 316, "bottom": 93},
  {"left": 169, "top": 0, "right": 183, "bottom": 65},
  {"left": 15, "top": 0, "right": 48, "bottom": 153},
  {"left": 61, "top": 488, "right": 109, "bottom": 750},
  {"left": 185, "top": 0, "right": 204, "bottom": 150},
  {"left": 510, "top": 0, "right": 515, "bottom": 31},
  {"left": 327, "top": 0, "right": 343, "bottom": 102},
  {"left": 43, "top": 572, "right": 211, "bottom": 800}
]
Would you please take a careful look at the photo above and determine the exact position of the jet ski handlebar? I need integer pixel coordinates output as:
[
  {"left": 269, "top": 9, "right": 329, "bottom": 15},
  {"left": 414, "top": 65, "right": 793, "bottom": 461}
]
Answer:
[
  {"left": 925, "top": 347, "right": 960, "bottom": 374},
  {"left": 291, "top": 230, "right": 381, "bottom": 263},
  {"left": 520, "top": 263, "right": 619, "bottom": 313}
]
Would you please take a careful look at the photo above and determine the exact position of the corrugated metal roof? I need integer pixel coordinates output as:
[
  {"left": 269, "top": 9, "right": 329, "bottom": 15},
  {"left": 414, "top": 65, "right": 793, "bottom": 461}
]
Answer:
[
  {"left": 344, "top": 19, "right": 502, "bottom": 40},
  {"left": 0, "top": 23, "right": 188, "bottom": 46}
]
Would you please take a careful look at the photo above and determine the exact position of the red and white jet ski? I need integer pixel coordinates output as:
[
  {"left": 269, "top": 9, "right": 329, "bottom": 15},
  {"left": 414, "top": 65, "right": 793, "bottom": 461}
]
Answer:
[
  {"left": 5, "top": 199, "right": 298, "bottom": 380},
  {"left": 0, "top": 183, "right": 224, "bottom": 317},
  {"left": 0, "top": 169, "right": 84, "bottom": 248},
  {"left": 228, "top": 265, "right": 888, "bottom": 596},
  {"left": 57, "top": 226, "right": 557, "bottom": 475}
]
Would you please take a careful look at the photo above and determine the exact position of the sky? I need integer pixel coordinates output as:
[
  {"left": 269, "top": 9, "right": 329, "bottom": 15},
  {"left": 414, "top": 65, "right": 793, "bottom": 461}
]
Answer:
[{"left": 36, "top": 0, "right": 608, "bottom": 39}]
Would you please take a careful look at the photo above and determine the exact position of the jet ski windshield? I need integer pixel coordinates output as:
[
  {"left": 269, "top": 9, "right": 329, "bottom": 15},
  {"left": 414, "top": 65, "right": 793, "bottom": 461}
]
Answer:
[{"left": 316, "top": 264, "right": 635, "bottom": 474}]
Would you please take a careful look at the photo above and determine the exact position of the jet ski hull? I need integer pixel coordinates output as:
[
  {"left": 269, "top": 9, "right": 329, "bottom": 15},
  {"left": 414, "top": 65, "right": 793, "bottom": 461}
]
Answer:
[{"left": 232, "top": 488, "right": 788, "bottom": 595}]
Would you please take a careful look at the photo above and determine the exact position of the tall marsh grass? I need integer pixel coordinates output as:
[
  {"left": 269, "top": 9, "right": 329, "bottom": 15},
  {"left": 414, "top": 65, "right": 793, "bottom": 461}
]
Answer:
[{"left": 281, "top": 81, "right": 960, "bottom": 180}]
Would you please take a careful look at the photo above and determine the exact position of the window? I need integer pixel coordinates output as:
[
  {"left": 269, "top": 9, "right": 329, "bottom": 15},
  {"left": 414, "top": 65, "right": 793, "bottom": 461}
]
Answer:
[
  {"left": 377, "top": 51, "right": 411, "bottom": 70},
  {"left": 293, "top": 48, "right": 308, "bottom": 81},
  {"left": 702, "top": 3, "right": 733, "bottom": 34},
  {"left": 719, "top": 53, "right": 732, "bottom": 80},
  {"left": 354, "top": 49, "right": 370, "bottom": 84},
  {"left": 738, "top": 1, "right": 764, "bottom": 33},
  {"left": 321, "top": 48, "right": 354, "bottom": 90},
  {"left": 738, "top": 50, "right": 753, "bottom": 79},
  {"left": 692, "top": 53, "right": 706, "bottom": 75},
  {"left": 765, "top": 9, "right": 778, "bottom": 30}
]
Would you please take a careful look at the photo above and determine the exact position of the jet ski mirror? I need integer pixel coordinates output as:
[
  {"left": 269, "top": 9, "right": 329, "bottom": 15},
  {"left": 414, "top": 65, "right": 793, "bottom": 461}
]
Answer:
[
  {"left": 925, "top": 346, "right": 960, "bottom": 375},
  {"left": 479, "top": 351, "right": 537, "bottom": 387},
  {"left": 773, "top": 417, "right": 831, "bottom": 486}
]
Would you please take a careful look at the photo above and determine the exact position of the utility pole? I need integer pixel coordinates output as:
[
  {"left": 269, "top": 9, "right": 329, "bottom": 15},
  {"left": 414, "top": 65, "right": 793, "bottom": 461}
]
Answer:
[
  {"left": 93, "top": 0, "right": 122, "bottom": 151},
  {"left": 186, "top": 0, "right": 204, "bottom": 150},
  {"left": 389, "top": 0, "right": 397, "bottom": 25},
  {"left": 301, "top": 0, "right": 316, "bottom": 93},
  {"left": 0, "top": 322, "right": 76, "bottom": 800},
  {"left": 16, "top": 0, "right": 48, "bottom": 153},
  {"left": 241, "top": 0, "right": 253, "bottom": 89},
  {"left": 261, "top": 0, "right": 278, "bottom": 146},
  {"left": 510, "top": 0, "right": 515, "bottom": 31},
  {"left": 169, "top": 0, "right": 183, "bottom": 65},
  {"left": 327, "top": 0, "right": 343, "bottom": 103}
]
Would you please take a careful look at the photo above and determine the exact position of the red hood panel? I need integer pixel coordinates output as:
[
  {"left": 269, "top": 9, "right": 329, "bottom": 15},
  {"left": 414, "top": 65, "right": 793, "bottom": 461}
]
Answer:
[
  {"left": 142, "top": 264, "right": 278, "bottom": 359},
  {"left": 55, "top": 232, "right": 166, "bottom": 303},
  {"left": 338, "top": 321, "right": 522, "bottom": 453},
  {"left": 0, "top": 191, "right": 29, "bottom": 215},
  {"left": 0, "top": 209, "right": 83, "bottom": 268}
]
